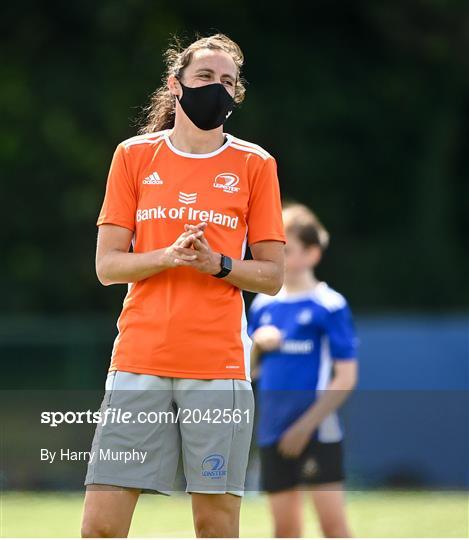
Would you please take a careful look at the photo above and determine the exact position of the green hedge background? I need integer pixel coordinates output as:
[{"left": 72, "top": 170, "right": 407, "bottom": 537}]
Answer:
[{"left": 2, "top": 0, "right": 468, "bottom": 316}]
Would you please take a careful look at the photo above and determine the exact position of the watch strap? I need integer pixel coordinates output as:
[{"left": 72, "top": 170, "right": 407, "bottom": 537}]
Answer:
[{"left": 213, "top": 254, "right": 232, "bottom": 278}]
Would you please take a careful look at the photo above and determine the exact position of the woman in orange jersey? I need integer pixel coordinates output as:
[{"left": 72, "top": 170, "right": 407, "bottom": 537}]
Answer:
[{"left": 81, "top": 34, "right": 286, "bottom": 538}]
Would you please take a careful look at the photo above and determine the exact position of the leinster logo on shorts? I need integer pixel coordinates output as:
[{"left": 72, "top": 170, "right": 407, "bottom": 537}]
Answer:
[
  {"left": 302, "top": 457, "right": 319, "bottom": 479},
  {"left": 201, "top": 454, "right": 227, "bottom": 479}
]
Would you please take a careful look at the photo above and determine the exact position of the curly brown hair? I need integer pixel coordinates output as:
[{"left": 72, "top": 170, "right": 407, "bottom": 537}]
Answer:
[{"left": 139, "top": 33, "right": 246, "bottom": 134}]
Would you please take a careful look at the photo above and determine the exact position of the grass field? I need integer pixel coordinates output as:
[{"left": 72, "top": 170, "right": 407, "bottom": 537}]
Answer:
[{"left": 0, "top": 490, "right": 467, "bottom": 537}]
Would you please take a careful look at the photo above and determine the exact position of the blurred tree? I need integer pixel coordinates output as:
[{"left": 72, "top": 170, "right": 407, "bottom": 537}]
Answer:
[{"left": 1, "top": 0, "right": 468, "bottom": 314}]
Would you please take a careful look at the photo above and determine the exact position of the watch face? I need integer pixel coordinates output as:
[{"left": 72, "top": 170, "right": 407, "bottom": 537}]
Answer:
[{"left": 214, "top": 255, "right": 231, "bottom": 277}]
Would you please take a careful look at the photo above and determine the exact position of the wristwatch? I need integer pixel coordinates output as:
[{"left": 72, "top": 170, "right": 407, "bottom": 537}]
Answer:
[{"left": 212, "top": 253, "right": 232, "bottom": 278}]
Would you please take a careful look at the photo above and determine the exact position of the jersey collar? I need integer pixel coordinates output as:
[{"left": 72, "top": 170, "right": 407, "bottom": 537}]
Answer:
[
  {"left": 163, "top": 129, "right": 233, "bottom": 159},
  {"left": 276, "top": 281, "right": 327, "bottom": 302}
]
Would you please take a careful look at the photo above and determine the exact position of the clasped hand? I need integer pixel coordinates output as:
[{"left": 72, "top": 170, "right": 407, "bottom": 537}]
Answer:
[{"left": 162, "top": 222, "right": 222, "bottom": 275}]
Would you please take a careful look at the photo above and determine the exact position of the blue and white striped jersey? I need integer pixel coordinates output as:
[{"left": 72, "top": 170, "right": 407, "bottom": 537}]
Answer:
[{"left": 247, "top": 281, "right": 358, "bottom": 446}]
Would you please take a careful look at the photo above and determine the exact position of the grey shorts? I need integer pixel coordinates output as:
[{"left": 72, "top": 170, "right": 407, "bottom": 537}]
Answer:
[{"left": 84, "top": 370, "right": 254, "bottom": 496}]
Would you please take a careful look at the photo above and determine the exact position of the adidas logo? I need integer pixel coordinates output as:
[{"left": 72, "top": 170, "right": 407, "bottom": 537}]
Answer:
[
  {"left": 142, "top": 172, "right": 163, "bottom": 185},
  {"left": 178, "top": 191, "right": 197, "bottom": 205}
]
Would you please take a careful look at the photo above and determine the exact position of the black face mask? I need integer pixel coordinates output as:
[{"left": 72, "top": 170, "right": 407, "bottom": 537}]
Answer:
[{"left": 177, "top": 81, "right": 235, "bottom": 131}]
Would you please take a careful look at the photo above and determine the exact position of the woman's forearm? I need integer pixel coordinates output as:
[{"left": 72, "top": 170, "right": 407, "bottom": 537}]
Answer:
[
  {"left": 221, "top": 256, "right": 283, "bottom": 295},
  {"left": 96, "top": 248, "right": 169, "bottom": 286},
  {"left": 97, "top": 243, "right": 284, "bottom": 294}
]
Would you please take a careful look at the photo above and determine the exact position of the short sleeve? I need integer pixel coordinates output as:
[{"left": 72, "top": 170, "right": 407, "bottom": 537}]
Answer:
[
  {"left": 96, "top": 143, "right": 137, "bottom": 231},
  {"left": 247, "top": 157, "right": 286, "bottom": 246},
  {"left": 323, "top": 304, "right": 359, "bottom": 360}
]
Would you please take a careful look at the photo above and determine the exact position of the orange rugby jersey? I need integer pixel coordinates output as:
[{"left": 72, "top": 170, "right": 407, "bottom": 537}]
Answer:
[{"left": 97, "top": 129, "right": 286, "bottom": 380}]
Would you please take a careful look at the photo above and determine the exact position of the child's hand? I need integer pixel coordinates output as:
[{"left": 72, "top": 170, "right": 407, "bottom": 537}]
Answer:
[
  {"left": 252, "top": 325, "right": 283, "bottom": 352},
  {"left": 278, "top": 418, "right": 314, "bottom": 458}
]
